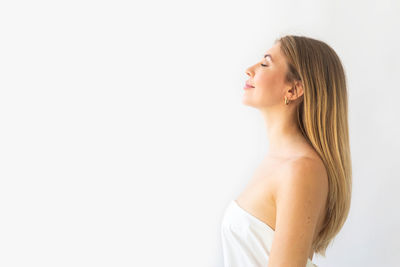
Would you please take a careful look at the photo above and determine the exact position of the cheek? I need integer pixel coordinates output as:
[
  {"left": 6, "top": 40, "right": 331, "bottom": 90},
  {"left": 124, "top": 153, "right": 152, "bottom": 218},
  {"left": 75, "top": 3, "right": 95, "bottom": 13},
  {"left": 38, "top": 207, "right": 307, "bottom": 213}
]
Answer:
[{"left": 254, "top": 72, "right": 283, "bottom": 97}]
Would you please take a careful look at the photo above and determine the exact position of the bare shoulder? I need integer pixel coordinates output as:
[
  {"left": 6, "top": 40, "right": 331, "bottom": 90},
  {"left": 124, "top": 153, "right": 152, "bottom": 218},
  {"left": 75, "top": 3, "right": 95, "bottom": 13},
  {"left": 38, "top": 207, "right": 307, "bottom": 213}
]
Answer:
[
  {"left": 276, "top": 156, "right": 329, "bottom": 208},
  {"left": 268, "top": 156, "right": 329, "bottom": 265},
  {"left": 289, "top": 156, "right": 327, "bottom": 181}
]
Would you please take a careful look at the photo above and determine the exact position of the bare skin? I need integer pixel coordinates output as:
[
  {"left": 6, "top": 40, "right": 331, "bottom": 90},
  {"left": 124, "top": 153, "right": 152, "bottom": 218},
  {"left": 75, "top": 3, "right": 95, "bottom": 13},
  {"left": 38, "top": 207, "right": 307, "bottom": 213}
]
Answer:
[
  {"left": 235, "top": 143, "right": 327, "bottom": 262},
  {"left": 240, "top": 41, "right": 329, "bottom": 263}
]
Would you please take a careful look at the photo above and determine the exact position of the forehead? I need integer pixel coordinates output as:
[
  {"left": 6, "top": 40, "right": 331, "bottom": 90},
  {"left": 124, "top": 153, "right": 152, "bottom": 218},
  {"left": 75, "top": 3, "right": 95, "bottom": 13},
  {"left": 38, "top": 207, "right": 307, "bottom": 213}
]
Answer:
[{"left": 264, "top": 42, "right": 283, "bottom": 62}]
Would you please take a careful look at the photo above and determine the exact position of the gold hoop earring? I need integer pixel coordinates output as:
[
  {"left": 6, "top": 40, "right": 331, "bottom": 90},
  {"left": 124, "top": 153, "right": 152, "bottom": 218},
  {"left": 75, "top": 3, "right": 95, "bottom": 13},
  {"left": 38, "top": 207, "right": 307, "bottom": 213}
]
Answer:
[{"left": 284, "top": 96, "right": 290, "bottom": 105}]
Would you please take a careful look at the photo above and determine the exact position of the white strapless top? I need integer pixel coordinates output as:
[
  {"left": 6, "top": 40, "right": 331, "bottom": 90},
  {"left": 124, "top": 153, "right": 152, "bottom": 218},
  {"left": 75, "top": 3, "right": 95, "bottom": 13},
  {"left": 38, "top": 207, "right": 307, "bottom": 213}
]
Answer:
[{"left": 221, "top": 200, "right": 318, "bottom": 267}]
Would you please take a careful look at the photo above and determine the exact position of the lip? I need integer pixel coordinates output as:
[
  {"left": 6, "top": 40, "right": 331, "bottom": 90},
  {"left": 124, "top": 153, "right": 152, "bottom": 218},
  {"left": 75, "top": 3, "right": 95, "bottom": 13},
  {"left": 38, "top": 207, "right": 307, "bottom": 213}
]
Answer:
[{"left": 244, "top": 83, "right": 255, "bottom": 90}]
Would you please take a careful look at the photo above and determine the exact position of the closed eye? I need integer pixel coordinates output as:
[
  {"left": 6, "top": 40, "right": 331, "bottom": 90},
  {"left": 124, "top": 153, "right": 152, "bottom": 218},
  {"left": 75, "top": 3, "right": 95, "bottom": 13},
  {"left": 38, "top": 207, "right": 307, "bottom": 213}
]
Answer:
[{"left": 261, "top": 63, "right": 269, "bottom": 67}]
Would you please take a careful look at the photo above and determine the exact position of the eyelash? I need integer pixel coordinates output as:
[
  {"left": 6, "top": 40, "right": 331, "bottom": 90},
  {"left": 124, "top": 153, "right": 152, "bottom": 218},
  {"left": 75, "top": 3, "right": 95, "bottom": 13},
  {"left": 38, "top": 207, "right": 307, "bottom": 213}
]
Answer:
[{"left": 260, "top": 63, "right": 268, "bottom": 67}]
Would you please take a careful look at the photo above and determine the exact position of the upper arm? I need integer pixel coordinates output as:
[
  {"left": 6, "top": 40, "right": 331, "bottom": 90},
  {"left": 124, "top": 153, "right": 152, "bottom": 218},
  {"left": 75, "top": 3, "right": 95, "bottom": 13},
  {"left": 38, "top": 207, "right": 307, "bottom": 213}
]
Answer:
[{"left": 267, "top": 158, "right": 328, "bottom": 267}]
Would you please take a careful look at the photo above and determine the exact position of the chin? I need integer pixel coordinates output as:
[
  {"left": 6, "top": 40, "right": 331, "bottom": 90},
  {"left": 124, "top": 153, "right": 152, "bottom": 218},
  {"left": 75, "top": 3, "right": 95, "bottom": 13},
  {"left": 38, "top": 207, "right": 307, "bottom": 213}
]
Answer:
[{"left": 242, "top": 98, "right": 256, "bottom": 108}]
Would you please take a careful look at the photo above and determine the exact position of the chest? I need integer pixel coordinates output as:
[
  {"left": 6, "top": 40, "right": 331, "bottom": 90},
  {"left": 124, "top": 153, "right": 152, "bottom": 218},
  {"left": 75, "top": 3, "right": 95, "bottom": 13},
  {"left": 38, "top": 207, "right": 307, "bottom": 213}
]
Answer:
[{"left": 235, "top": 158, "right": 288, "bottom": 231}]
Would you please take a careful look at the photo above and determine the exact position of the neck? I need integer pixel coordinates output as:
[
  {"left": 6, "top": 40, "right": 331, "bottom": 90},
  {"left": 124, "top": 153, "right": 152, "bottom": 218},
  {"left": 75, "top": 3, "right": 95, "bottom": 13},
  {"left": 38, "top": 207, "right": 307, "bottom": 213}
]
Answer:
[{"left": 260, "top": 106, "right": 306, "bottom": 158}]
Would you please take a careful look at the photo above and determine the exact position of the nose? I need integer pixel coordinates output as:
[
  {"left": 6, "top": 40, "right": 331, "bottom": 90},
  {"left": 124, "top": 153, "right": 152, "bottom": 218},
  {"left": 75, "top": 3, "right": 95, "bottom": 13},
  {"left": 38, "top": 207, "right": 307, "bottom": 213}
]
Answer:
[{"left": 245, "top": 66, "right": 253, "bottom": 77}]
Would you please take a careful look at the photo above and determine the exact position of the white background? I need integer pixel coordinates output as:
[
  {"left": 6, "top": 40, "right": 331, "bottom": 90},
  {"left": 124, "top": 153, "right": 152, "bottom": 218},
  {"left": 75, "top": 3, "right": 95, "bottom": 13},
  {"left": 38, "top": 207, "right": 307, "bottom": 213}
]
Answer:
[{"left": 0, "top": 0, "right": 399, "bottom": 266}]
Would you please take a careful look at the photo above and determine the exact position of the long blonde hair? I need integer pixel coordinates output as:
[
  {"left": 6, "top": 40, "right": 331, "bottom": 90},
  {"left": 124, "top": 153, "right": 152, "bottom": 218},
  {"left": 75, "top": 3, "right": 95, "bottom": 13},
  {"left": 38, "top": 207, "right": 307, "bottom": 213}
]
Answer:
[{"left": 277, "top": 35, "right": 352, "bottom": 257}]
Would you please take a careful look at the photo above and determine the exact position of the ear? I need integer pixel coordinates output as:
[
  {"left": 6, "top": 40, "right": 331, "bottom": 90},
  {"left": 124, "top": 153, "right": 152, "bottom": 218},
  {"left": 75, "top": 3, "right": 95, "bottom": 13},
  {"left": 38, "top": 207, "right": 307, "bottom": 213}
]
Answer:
[{"left": 287, "top": 80, "right": 304, "bottom": 101}]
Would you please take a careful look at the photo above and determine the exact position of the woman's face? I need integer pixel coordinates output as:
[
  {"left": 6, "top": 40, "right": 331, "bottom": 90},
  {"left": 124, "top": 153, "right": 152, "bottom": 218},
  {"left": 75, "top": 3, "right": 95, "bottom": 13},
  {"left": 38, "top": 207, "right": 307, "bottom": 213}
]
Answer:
[{"left": 243, "top": 42, "right": 291, "bottom": 108}]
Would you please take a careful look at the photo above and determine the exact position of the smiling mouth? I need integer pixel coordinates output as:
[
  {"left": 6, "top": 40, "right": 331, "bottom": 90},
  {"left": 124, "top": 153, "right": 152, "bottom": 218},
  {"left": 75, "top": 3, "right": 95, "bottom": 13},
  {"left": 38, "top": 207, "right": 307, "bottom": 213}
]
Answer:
[{"left": 244, "top": 84, "right": 255, "bottom": 89}]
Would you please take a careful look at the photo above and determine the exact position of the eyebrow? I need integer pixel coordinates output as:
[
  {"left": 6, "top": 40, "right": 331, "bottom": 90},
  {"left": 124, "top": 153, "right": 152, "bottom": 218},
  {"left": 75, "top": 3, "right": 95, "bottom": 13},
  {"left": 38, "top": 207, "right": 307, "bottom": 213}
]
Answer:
[{"left": 264, "top": 54, "right": 273, "bottom": 62}]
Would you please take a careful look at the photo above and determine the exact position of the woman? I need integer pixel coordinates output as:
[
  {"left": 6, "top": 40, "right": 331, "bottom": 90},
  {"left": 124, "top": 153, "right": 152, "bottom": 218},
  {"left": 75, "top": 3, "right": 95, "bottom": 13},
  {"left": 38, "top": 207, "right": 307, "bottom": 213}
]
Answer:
[{"left": 220, "top": 35, "right": 352, "bottom": 267}]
